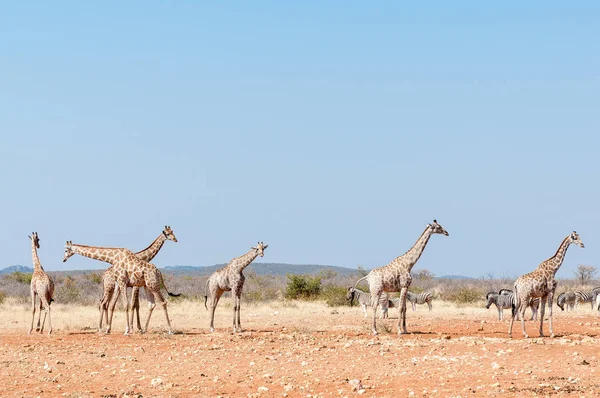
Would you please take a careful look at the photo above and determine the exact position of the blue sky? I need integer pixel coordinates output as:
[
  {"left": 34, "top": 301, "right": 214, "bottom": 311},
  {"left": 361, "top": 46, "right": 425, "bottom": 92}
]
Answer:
[{"left": 1, "top": 2, "right": 598, "bottom": 278}]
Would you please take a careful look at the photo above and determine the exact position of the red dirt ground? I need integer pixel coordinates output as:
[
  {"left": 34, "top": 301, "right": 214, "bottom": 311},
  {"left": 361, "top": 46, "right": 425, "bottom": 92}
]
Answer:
[{"left": 2, "top": 313, "right": 600, "bottom": 397}]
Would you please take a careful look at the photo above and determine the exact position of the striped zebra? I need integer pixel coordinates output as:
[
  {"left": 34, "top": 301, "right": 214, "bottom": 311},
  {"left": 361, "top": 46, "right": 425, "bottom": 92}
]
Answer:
[
  {"left": 556, "top": 292, "right": 576, "bottom": 311},
  {"left": 591, "top": 286, "right": 600, "bottom": 312},
  {"left": 406, "top": 291, "right": 433, "bottom": 311},
  {"left": 485, "top": 292, "right": 514, "bottom": 321},
  {"left": 490, "top": 289, "right": 540, "bottom": 321},
  {"left": 574, "top": 291, "right": 595, "bottom": 310},
  {"left": 346, "top": 287, "right": 391, "bottom": 318}
]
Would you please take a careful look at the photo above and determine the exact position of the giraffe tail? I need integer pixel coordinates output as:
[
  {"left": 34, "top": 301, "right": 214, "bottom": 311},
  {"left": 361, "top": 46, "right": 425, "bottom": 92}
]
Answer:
[
  {"left": 511, "top": 286, "right": 519, "bottom": 319},
  {"left": 159, "top": 272, "right": 180, "bottom": 297},
  {"left": 204, "top": 278, "right": 210, "bottom": 310},
  {"left": 353, "top": 274, "right": 369, "bottom": 290}
]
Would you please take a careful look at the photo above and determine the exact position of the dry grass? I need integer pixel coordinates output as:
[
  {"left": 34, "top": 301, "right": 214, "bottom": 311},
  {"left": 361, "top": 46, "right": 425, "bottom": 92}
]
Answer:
[{"left": 3, "top": 296, "right": 597, "bottom": 335}]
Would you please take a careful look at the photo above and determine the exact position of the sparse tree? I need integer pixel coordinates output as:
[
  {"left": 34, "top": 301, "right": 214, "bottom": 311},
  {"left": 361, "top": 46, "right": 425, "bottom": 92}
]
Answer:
[
  {"left": 413, "top": 269, "right": 435, "bottom": 281},
  {"left": 574, "top": 264, "right": 597, "bottom": 285},
  {"left": 356, "top": 265, "right": 369, "bottom": 277}
]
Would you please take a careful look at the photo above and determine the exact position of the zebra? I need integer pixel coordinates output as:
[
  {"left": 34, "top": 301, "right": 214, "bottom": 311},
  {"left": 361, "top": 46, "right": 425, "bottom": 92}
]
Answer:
[
  {"left": 406, "top": 291, "right": 433, "bottom": 311},
  {"left": 346, "top": 287, "right": 391, "bottom": 318},
  {"left": 556, "top": 292, "right": 576, "bottom": 311},
  {"left": 574, "top": 291, "right": 595, "bottom": 310},
  {"left": 380, "top": 296, "right": 400, "bottom": 319},
  {"left": 487, "top": 290, "right": 539, "bottom": 321},
  {"left": 500, "top": 288, "right": 540, "bottom": 320},
  {"left": 486, "top": 292, "right": 516, "bottom": 321}
]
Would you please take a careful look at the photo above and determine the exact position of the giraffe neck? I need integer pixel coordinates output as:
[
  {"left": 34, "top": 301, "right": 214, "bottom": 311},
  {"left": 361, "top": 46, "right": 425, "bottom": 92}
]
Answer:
[
  {"left": 389, "top": 225, "right": 434, "bottom": 273},
  {"left": 71, "top": 244, "right": 122, "bottom": 265},
  {"left": 228, "top": 249, "right": 259, "bottom": 273},
  {"left": 538, "top": 236, "right": 572, "bottom": 274},
  {"left": 31, "top": 241, "right": 43, "bottom": 271},
  {"left": 135, "top": 233, "right": 168, "bottom": 262}
]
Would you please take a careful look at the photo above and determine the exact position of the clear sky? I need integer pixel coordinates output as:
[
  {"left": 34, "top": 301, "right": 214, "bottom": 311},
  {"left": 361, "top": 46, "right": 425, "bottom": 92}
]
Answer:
[{"left": 1, "top": 2, "right": 598, "bottom": 278}]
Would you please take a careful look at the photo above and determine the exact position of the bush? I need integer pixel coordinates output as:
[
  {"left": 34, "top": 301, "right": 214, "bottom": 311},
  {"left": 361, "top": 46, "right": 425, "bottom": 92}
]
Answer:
[
  {"left": 10, "top": 271, "right": 32, "bottom": 284},
  {"left": 285, "top": 274, "right": 322, "bottom": 300},
  {"left": 0, "top": 290, "right": 5, "bottom": 305},
  {"left": 55, "top": 275, "right": 81, "bottom": 303},
  {"left": 319, "top": 285, "right": 348, "bottom": 307},
  {"left": 86, "top": 272, "right": 103, "bottom": 285},
  {"left": 446, "top": 287, "right": 482, "bottom": 304}
]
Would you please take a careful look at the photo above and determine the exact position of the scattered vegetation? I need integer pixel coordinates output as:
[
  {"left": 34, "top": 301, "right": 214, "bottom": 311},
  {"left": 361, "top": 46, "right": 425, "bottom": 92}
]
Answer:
[
  {"left": 285, "top": 274, "right": 322, "bottom": 299},
  {"left": 9, "top": 271, "right": 32, "bottom": 284},
  {"left": 0, "top": 266, "right": 597, "bottom": 307}
]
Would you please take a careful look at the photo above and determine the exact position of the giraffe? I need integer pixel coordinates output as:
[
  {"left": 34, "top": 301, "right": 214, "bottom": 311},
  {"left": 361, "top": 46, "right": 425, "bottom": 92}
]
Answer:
[
  {"left": 353, "top": 220, "right": 449, "bottom": 335},
  {"left": 509, "top": 231, "right": 584, "bottom": 338},
  {"left": 28, "top": 232, "right": 55, "bottom": 335},
  {"left": 204, "top": 242, "right": 268, "bottom": 333},
  {"left": 63, "top": 241, "right": 179, "bottom": 334},
  {"left": 99, "top": 226, "right": 178, "bottom": 333}
]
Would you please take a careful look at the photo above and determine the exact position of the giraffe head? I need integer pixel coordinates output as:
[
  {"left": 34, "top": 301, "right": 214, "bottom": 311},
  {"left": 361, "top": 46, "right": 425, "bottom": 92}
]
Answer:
[
  {"left": 428, "top": 220, "right": 449, "bottom": 236},
  {"left": 163, "top": 225, "right": 178, "bottom": 242},
  {"left": 569, "top": 231, "right": 584, "bottom": 248},
  {"left": 63, "top": 241, "right": 75, "bottom": 262},
  {"left": 252, "top": 241, "right": 269, "bottom": 257},
  {"left": 28, "top": 232, "right": 40, "bottom": 249}
]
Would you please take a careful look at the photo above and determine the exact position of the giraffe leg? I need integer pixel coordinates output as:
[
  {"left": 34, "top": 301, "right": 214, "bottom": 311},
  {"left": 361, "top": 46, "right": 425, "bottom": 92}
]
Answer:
[
  {"left": 370, "top": 290, "right": 382, "bottom": 335},
  {"left": 28, "top": 292, "right": 37, "bottom": 335},
  {"left": 39, "top": 299, "right": 48, "bottom": 333},
  {"left": 143, "top": 290, "right": 156, "bottom": 334},
  {"left": 398, "top": 287, "right": 409, "bottom": 335},
  {"left": 36, "top": 299, "right": 44, "bottom": 332},
  {"left": 149, "top": 290, "right": 172, "bottom": 334},
  {"left": 547, "top": 293, "right": 555, "bottom": 337},
  {"left": 232, "top": 294, "right": 241, "bottom": 333},
  {"left": 520, "top": 303, "right": 528, "bottom": 338},
  {"left": 133, "top": 287, "right": 142, "bottom": 332},
  {"left": 40, "top": 295, "right": 52, "bottom": 335},
  {"left": 99, "top": 282, "right": 115, "bottom": 333},
  {"left": 209, "top": 290, "right": 224, "bottom": 333},
  {"left": 106, "top": 285, "right": 121, "bottom": 334},
  {"left": 538, "top": 296, "right": 548, "bottom": 337},
  {"left": 121, "top": 282, "right": 132, "bottom": 335}
]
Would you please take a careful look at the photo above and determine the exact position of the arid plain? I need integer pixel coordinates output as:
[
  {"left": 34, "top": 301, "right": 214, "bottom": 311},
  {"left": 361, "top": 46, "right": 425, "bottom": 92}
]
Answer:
[{"left": 1, "top": 299, "right": 600, "bottom": 397}]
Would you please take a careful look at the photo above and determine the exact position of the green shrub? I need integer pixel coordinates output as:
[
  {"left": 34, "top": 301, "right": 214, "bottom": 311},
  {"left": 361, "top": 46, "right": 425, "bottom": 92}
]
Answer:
[
  {"left": 86, "top": 272, "right": 103, "bottom": 284},
  {"left": 285, "top": 274, "right": 322, "bottom": 299},
  {"left": 0, "top": 290, "right": 5, "bottom": 305},
  {"left": 10, "top": 271, "right": 32, "bottom": 284},
  {"left": 319, "top": 285, "right": 347, "bottom": 307},
  {"left": 447, "top": 287, "right": 481, "bottom": 304},
  {"left": 56, "top": 275, "right": 81, "bottom": 303}
]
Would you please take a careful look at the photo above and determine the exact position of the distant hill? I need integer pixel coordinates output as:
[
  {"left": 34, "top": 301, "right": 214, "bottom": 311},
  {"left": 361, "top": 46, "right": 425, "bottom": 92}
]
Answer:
[
  {"left": 163, "top": 262, "right": 361, "bottom": 277},
  {"left": 0, "top": 265, "right": 34, "bottom": 274},
  {"left": 437, "top": 274, "right": 475, "bottom": 280}
]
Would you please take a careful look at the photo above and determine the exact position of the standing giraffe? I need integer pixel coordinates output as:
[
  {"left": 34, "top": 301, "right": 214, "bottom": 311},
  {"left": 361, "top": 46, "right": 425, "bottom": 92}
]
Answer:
[
  {"left": 204, "top": 242, "right": 268, "bottom": 333},
  {"left": 509, "top": 231, "right": 584, "bottom": 338},
  {"left": 63, "top": 241, "right": 179, "bottom": 334},
  {"left": 28, "top": 232, "right": 55, "bottom": 335},
  {"left": 99, "top": 226, "right": 178, "bottom": 333},
  {"left": 353, "top": 220, "right": 449, "bottom": 335}
]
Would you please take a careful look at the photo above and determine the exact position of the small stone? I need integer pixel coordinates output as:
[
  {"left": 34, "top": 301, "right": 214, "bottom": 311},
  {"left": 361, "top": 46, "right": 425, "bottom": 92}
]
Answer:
[
  {"left": 150, "top": 378, "right": 163, "bottom": 387},
  {"left": 258, "top": 386, "right": 269, "bottom": 393},
  {"left": 349, "top": 379, "right": 363, "bottom": 391}
]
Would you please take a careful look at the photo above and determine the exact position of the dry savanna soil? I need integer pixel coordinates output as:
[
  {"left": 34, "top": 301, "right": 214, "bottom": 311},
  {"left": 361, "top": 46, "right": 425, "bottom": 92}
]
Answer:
[{"left": 1, "top": 299, "right": 600, "bottom": 397}]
